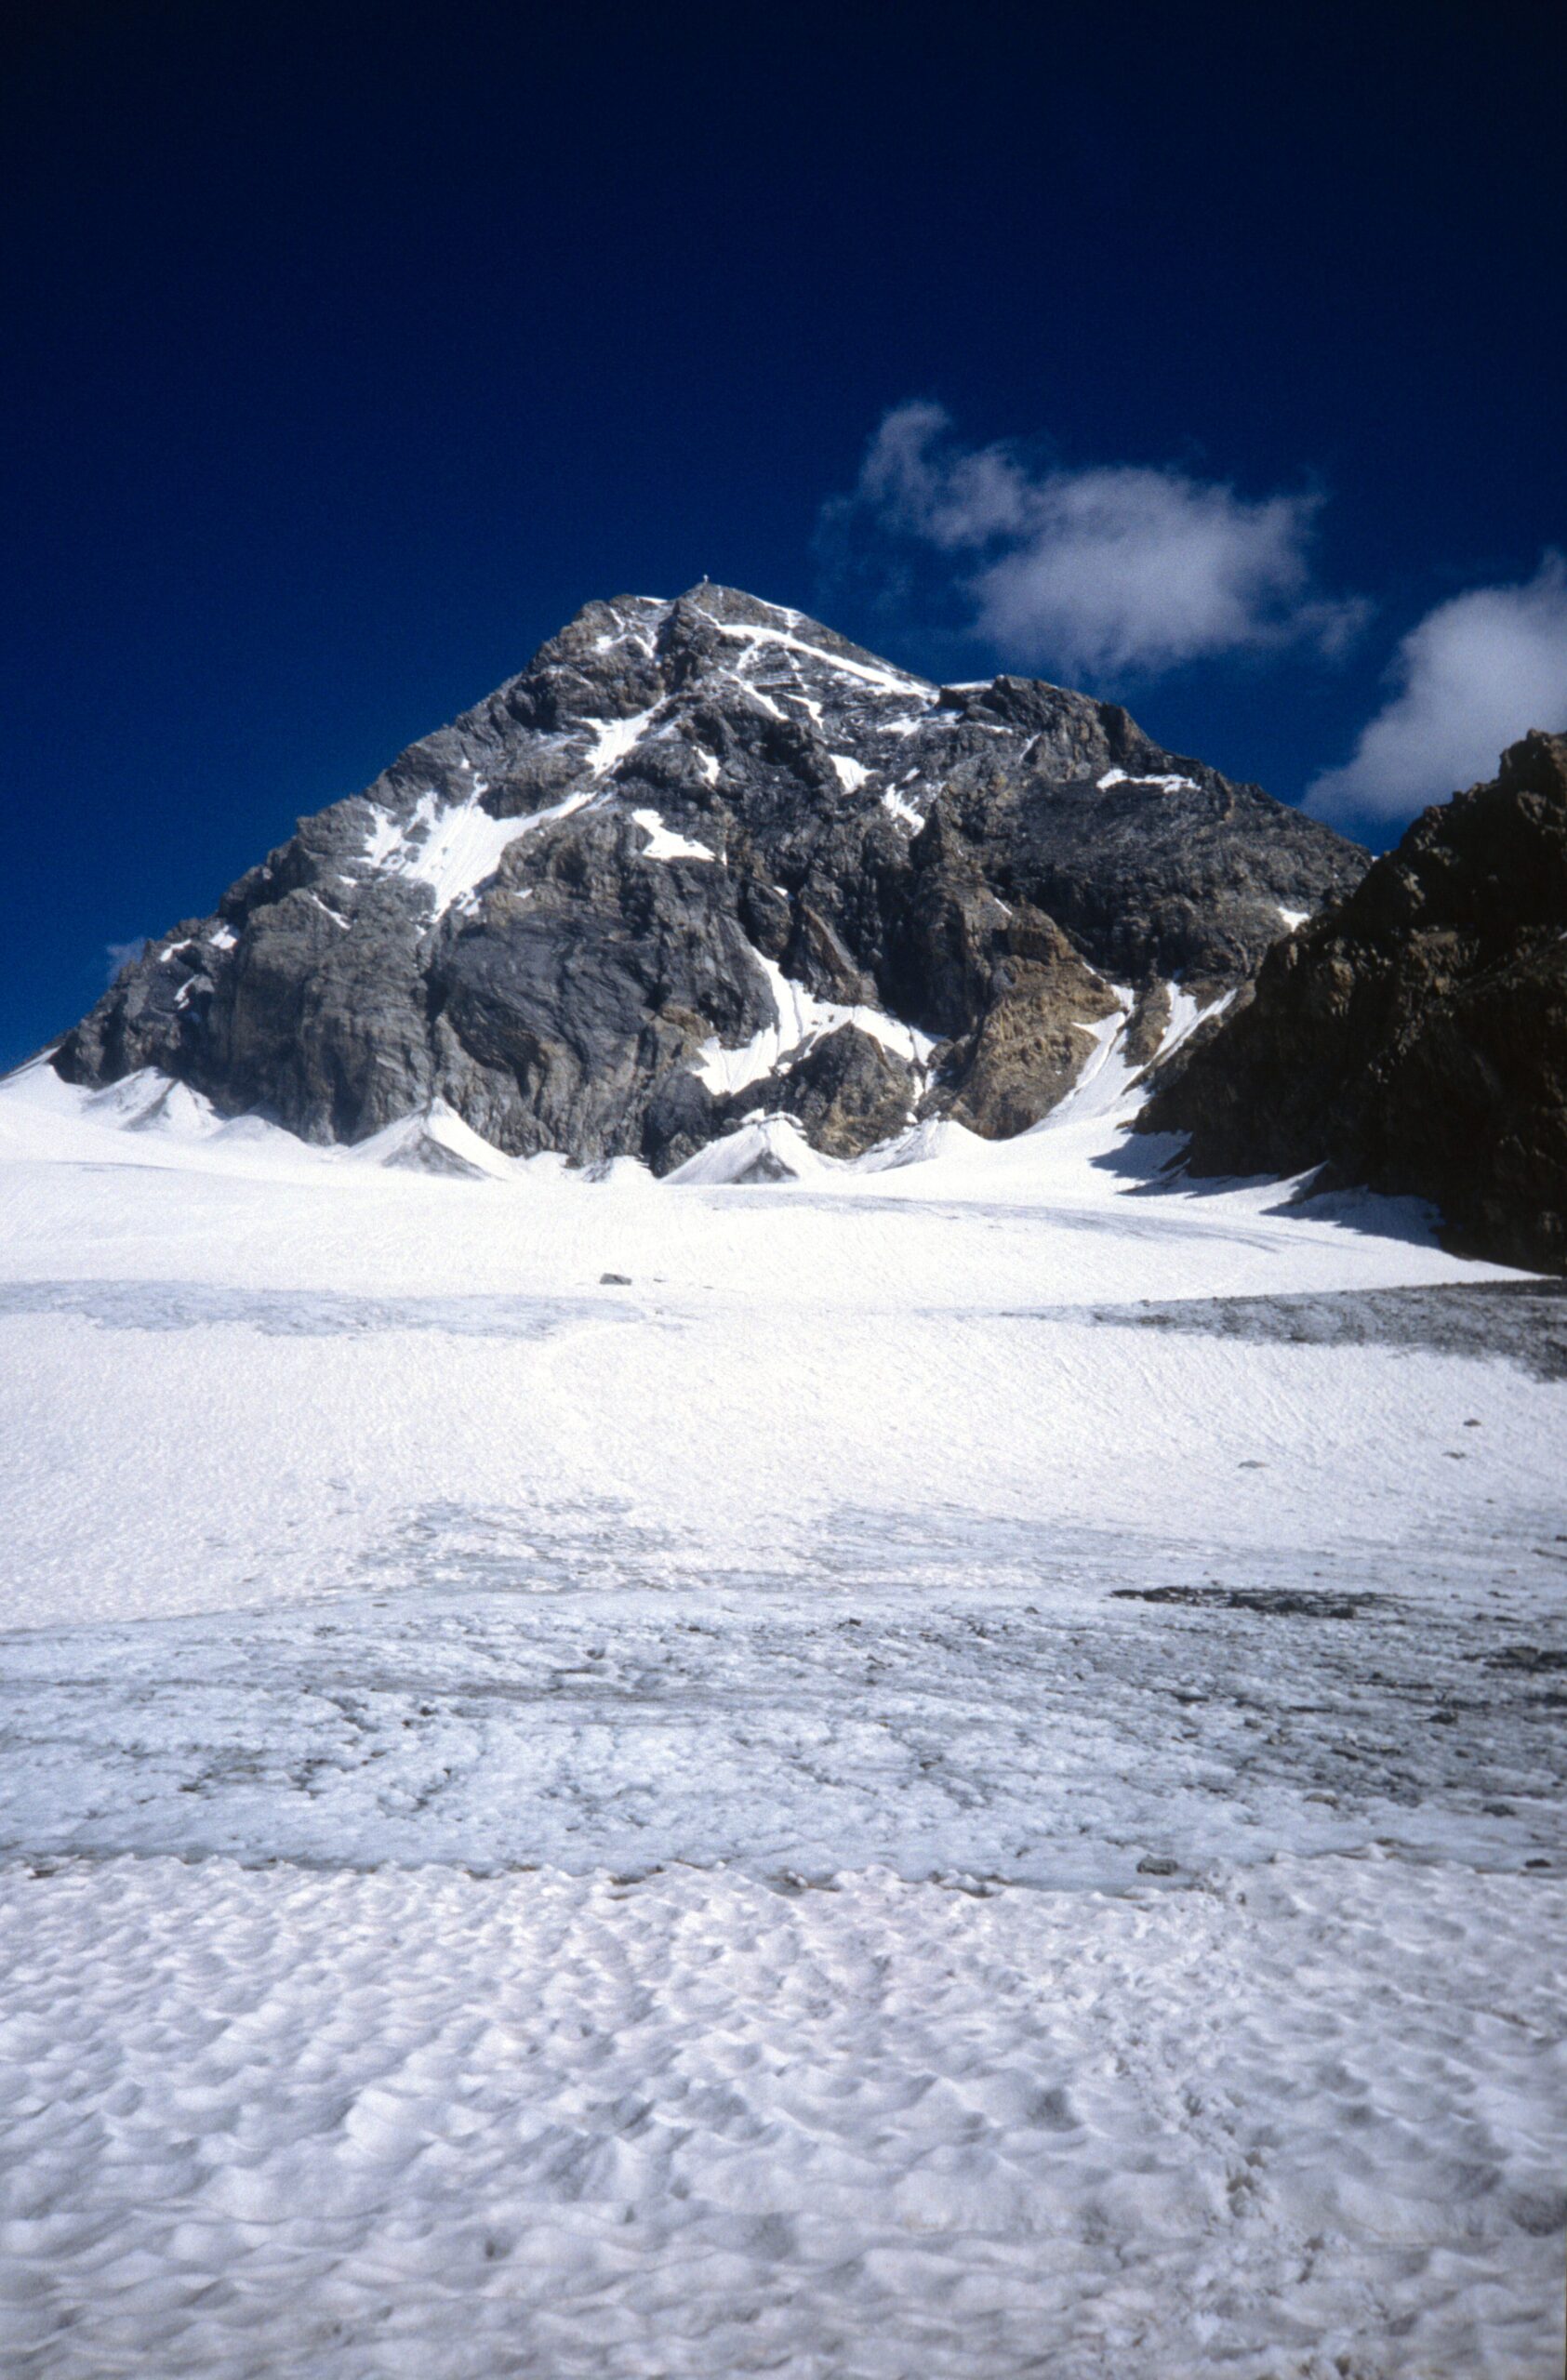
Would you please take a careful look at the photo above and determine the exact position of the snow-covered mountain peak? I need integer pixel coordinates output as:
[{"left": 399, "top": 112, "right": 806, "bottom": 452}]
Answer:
[{"left": 51, "top": 586, "right": 1366, "bottom": 1171}]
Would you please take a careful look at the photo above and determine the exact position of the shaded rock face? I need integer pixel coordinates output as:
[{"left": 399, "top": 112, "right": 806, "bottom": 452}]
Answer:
[
  {"left": 1144, "top": 732, "right": 1567, "bottom": 1273},
  {"left": 937, "top": 909, "right": 1122, "bottom": 1139},
  {"left": 55, "top": 585, "right": 1364, "bottom": 1170}
]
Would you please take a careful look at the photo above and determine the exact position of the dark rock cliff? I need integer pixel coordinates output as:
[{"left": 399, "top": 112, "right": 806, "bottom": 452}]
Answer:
[
  {"left": 1143, "top": 732, "right": 1567, "bottom": 1272},
  {"left": 54, "top": 585, "right": 1365, "bottom": 1171}
]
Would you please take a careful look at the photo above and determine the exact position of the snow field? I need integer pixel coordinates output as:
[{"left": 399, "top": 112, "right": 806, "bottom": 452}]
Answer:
[
  {"left": 0, "top": 1262, "right": 1554, "bottom": 1633},
  {"left": 0, "top": 1055, "right": 1546, "bottom": 1640},
  {"left": 0, "top": 1058, "right": 1561, "bottom": 2373},
  {"left": 1, "top": 1854, "right": 1560, "bottom": 2380}
]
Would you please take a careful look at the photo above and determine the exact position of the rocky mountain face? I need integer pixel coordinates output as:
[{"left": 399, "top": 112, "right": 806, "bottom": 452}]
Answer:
[
  {"left": 54, "top": 585, "right": 1365, "bottom": 1172},
  {"left": 1145, "top": 732, "right": 1567, "bottom": 1272}
]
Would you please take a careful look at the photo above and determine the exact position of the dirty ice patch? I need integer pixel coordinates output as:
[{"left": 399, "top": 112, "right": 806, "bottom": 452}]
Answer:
[
  {"left": 0, "top": 1277, "right": 639, "bottom": 1340},
  {"left": 10, "top": 1540, "right": 1563, "bottom": 1878}
]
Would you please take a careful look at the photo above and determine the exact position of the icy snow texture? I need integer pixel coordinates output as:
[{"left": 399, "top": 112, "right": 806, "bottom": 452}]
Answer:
[
  {"left": 0, "top": 1856, "right": 1560, "bottom": 2380},
  {"left": 0, "top": 1054, "right": 1562, "bottom": 2375}
]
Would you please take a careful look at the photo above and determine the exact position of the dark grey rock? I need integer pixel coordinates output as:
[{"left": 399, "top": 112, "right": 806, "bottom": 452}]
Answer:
[
  {"left": 53, "top": 583, "right": 1365, "bottom": 1170},
  {"left": 1144, "top": 732, "right": 1567, "bottom": 1273},
  {"left": 728, "top": 1025, "right": 918, "bottom": 1160}
]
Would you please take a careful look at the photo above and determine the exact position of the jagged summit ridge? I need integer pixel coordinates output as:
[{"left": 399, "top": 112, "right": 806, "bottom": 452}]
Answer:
[{"left": 55, "top": 584, "right": 1365, "bottom": 1170}]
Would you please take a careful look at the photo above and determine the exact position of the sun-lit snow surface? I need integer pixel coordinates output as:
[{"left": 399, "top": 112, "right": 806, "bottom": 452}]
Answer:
[
  {"left": 2, "top": 1856, "right": 1560, "bottom": 2380},
  {"left": 0, "top": 1050, "right": 1563, "bottom": 2377}
]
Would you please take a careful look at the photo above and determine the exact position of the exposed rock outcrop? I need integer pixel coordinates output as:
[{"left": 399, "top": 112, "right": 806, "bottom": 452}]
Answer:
[
  {"left": 1144, "top": 732, "right": 1567, "bottom": 1272},
  {"left": 55, "top": 585, "right": 1365, "bottom": 1170}
]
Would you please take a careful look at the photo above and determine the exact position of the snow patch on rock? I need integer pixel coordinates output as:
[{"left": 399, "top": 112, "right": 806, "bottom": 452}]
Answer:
[
  {"left": 584, "top": 704, "right": 664, "bottom": 780},
  {"left": 1097, "top": 766, "right": 1201, "bottom": 794},
  {"left": 695, "top": 949, "right": 936, "bottom": 1097},
  {"left": 630, "top": 809, "right": 717, "bottom": 863},
  {"left": 705, "top": 616, "right": 935, "bottom": 702},
  {"left": 881, "top": 786, "right": 924, "bottom": 830},
  {"left": 362, "top": 786, "right": 596, "bottom": 918}
]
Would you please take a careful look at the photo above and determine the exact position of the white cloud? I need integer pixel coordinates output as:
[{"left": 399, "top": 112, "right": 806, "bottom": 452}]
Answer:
[
  {"left": 1305, "top": 555, "right": 1567, "bottom": 823},
  {"left": 829, "top": 402, "right": 1364, "bottom": 681}
]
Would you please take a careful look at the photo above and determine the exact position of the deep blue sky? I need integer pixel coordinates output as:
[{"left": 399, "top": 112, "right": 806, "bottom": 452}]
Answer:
[{"left": 4, "top": 0, "right": 1564, "bottom": 1068}]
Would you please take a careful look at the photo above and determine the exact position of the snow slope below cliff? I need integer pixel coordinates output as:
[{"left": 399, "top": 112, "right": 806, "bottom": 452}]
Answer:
[
  {"left": 0, "top": 1049, "right": 1544, "bottom": 1633},
  {"left": 0, "top": 1054, "right": 1561, "bottom": 2378}
]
